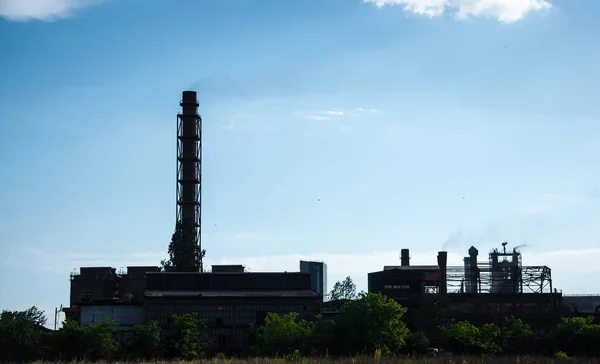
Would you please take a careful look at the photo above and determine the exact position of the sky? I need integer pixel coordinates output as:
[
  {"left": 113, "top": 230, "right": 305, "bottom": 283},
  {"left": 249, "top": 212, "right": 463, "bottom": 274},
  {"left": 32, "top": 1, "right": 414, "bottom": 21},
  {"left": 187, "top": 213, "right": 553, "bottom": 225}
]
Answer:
[{"left": 1, "top": 0, "right": 600, "bottom": 324}]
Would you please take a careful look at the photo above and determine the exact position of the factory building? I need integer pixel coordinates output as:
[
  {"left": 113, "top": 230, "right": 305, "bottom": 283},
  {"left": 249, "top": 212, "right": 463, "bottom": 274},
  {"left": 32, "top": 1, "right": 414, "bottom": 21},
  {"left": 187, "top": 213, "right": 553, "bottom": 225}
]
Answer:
[
  {"left": 368, "top": 243, "right": 563, "bottom": 322},
  {"left": 63, "top": 266, "right": 161, "bottom": 327},
  {"left": 61, "top": 91, "right": 323, "bottom": 351},
  {"left": 63, "top": 264, "right": 322, "bottom": 350},
  {"left": 368, "top": 250, "right": 447, "bottom": 309},
  {"left": 59, "top": 90, "right": 588, "bottom": 351},
  {"left": 145, "top": 266, "right": 321, "bottom": 350},
  {"left": 300, "top": 260, "right": 327, "bottom": 298}
]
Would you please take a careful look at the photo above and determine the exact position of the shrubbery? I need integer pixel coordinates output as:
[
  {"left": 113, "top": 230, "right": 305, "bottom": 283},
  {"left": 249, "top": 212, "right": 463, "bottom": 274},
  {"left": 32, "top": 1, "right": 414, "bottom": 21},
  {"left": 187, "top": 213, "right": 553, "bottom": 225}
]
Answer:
[{"left": 1, "top": 294, "right": 599, "bottom": 362}]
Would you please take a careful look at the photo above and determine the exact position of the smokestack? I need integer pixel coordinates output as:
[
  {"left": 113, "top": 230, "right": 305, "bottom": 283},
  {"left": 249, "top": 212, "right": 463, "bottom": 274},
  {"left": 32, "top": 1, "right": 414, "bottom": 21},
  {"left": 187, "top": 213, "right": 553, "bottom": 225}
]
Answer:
[
  {"left": 468, "top": 246, "right": 478, "bottom": 293},
  {"left": 177, "top": 91, "right": 203, "bottom": 271},
  {"left": 437, "top": 251, "right": 448, "bottom": 294},
  {"left": 401, "top": 249, "right": 410, "bottom": 266}
]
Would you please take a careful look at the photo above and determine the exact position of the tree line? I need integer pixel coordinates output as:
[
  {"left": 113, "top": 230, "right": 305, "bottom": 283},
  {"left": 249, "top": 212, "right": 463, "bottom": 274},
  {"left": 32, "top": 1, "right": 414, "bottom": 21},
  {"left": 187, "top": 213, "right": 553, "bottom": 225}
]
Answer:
[{"left": 2, "top": 291, "right": 599, "bottom": 362}]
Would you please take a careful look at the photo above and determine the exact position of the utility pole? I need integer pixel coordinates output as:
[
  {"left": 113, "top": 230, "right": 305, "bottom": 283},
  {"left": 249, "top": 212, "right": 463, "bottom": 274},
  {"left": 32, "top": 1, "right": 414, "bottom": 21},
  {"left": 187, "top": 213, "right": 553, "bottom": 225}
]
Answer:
[{"left": 54, "top": 305, "right": 62, "bottom": 330}]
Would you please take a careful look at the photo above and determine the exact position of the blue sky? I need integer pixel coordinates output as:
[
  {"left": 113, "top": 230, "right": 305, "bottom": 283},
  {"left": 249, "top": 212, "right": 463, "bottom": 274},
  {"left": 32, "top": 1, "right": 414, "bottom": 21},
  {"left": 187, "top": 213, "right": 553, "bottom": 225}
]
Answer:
[{"left": 1, "top": 0, "right": 600, "bottom": 322}]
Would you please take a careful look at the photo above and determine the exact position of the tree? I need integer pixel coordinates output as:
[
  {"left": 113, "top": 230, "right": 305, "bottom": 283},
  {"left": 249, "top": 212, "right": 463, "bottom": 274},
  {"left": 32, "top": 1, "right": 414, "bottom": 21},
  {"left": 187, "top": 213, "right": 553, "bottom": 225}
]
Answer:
[
  {"left": 551, "top": 316, "right": 600, "bottom": 356},
  {"left": 84, "top": 318, "right": 120, "bottom": 361},
  {"left": 0, "top": 306, "right": 46, "bottom": 327},
  {"left": 0, "top": 307, "right": 46, "bottom": 362},
  {"left": 439, "top": 320, "right": 482, "bottom": 354},
  {"left": 404, "top": 331, "right": 430, "bottom": 354},
  {"left": 310, "top": 315, "right": 336, "bottom": 354},
  {"left": 499, "top": 316, "right": 539, "bottom": 355},
  {"left": 168, "top": 313, "right": 207, "bottom": 359},
  {"left": 255, "top": 312, "right": 313, "bottom": 356},
  {"left": 161, "top": 220, "right": 206, "bottom": 272},
  {"left": 479, "top": 323, "right": 502, "bottom": 354},
  {"left": 129, "top": 321, "right": 162, "bottom": 359},
  {"left": 334, "top": 292, "right": 409, "bottom": 355},
  {"left": 329, "top": 276, "right": 357, "bottom": 301},
  {"left": 53, "top": 320, "right": 86, "bottom": 360}
]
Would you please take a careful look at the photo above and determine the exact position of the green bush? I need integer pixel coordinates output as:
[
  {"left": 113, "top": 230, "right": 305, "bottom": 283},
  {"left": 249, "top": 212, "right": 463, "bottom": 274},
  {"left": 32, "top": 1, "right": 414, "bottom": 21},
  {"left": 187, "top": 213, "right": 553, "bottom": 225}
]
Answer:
[{"left": 2, "top": 302, "right": 600, "bottom": 360}]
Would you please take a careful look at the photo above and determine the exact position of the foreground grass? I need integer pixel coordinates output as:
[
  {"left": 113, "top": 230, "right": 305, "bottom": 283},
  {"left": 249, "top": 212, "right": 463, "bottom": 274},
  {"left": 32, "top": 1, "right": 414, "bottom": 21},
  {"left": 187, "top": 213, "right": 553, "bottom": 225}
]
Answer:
[{"left": 27, "top": 356, "right": 600, "bottom": 364}]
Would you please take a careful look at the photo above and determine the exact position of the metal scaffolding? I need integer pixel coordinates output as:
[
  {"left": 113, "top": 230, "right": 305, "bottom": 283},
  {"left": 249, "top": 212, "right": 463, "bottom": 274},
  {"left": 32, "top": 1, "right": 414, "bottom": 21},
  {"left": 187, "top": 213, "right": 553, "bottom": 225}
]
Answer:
[{"left": 446, "top": 264, "right": 552, "bottom": 294}]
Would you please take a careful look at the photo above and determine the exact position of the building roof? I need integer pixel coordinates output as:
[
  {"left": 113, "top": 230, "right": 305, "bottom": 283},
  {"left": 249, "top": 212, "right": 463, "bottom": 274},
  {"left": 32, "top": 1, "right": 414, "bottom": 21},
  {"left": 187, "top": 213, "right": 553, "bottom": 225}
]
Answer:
[
  {"left": 144, "top": 289, "right": 321, "bottom": 298},
  {"left": 383, "top": 265, "right": 440, "bottom": 271}
]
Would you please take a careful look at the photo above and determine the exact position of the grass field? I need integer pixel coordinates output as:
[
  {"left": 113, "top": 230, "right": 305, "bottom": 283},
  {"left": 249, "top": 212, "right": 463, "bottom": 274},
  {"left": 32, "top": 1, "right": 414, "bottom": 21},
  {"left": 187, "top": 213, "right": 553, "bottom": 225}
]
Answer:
[{"left": 28, "top": 357, "right": 600, "bottom": 364}]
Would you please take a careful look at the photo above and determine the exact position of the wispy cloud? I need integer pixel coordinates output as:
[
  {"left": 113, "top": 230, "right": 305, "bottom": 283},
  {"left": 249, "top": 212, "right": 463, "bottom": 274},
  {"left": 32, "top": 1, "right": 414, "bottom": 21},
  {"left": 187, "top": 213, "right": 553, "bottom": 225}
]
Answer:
[
  {"left": 0, "top": 0, "right": 104, "bottom": 21},
  {"left": 305, "top": 115, "right": 330, "bottom": 121},
  {"left": 15, "top": 244, "right": 600, "bottom": 294},
  {"left": 304, "top": 107, "right": 377, "bottom": 121},
  {"left": 22, "top": 246, "right": 165, "bottom": 273},
  {"left": 363, "top": 0, "right": 552, "bottom": 23},
  {"left": 349, "top": 108, "right": 378, "bottom": 117},
  {"left": 219, "top": 120, "right": 236, "bottom": 130},
  {"left": 212, "top": 247, "right": 600, "bottom": 294}
]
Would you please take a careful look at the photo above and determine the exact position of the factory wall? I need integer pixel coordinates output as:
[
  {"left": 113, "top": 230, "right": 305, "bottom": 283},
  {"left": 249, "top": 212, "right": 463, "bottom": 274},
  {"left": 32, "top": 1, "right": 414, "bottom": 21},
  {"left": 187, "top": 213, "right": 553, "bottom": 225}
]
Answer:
[
  {"left": 562, "top": 295, "right": 600, "bottom": 313},
  {"left": 70, "top": 267, "right": 118, "bottom": 306},
  {"left": 143, "top": 271, "right": 321, "bottom": 350},
  {"left": 300, "top": 261, "right": 327, "bottom": 297},
  {"left": 442, "top": 292, "right": 562, "bottom": 315},
  {"left": 80, "top": 305, "right": 145, "bottom": 331},
  {"left": 146, "top": 297, "right": 321, "bottom": 350},
  {"left": 119, "top": 266, "right": 161, "bottom": 303},
  {"left": 368, "top": 270, "right": 425, "bottom": 296},
  {"left": 69, "top": 266, "right": 160, "bottom": 306}
]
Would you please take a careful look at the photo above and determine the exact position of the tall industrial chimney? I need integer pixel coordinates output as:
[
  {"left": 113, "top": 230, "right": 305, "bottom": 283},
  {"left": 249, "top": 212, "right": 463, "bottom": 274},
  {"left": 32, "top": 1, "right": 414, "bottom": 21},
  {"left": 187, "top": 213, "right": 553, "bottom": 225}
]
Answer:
[
  {"left": 177, "top": 91, "right": 203, "bottom": 271},
  {"left": 437, "top": 251, "right": 448, "bottom": 294},
  {"left": 400, "top": 249, "right": 410, "bottom": 266}
]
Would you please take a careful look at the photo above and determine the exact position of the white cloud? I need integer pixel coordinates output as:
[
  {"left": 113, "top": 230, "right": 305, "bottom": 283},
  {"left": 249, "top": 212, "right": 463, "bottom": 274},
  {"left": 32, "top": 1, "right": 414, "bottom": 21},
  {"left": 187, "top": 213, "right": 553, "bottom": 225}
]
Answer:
[
  {"left": 349, "top": 107, "right": 378, "bottom": 117},
  {"left": 0, "top": 0, "right": 103, "bottom": 21},
  {"left": 21, "top": 244, "right": 598, "bottom": 295},
  {"left": 219, "top": 120, "right": 236, "bottom": 130},
  {"left": 305, "top": 115, "right": 330, "bottom": 121},
  {"left": 211, "top": 248, "right": 600, "bottom": 295},
  {"left": 22, "top": 247, "right": 164, "bottom": 273},
  {"left": 29, "top": 246, "right": 596, "bottom": 295},
  {"left": 305, "top": 108, "right": 377, "bottom": 121},
  {"left": 363, "top": 0, "right": 552, "bottom": 23}
]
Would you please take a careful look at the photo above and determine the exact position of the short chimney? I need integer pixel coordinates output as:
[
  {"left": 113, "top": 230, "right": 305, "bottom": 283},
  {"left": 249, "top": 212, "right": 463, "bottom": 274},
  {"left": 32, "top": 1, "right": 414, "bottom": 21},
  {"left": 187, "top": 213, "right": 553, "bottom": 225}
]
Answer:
[
  {"left": 437, "top": 251, "right": 448, "bottom": 294},
  {"left": 401, "top": 249, "right": 410, "bottom": 266}
]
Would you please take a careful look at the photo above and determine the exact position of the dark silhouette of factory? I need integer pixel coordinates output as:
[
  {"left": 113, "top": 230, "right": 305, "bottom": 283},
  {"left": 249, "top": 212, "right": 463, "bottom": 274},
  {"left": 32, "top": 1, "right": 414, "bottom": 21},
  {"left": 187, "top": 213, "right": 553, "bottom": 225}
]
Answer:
[
  {"left": 368, "top": 244, "right": 562, "bottom": 327},
  {"left": 63, "top": 91, "right": 322, "bottom": 350},
  {"left": 62, "top": 91, "right": 598, "bottom": 351}
]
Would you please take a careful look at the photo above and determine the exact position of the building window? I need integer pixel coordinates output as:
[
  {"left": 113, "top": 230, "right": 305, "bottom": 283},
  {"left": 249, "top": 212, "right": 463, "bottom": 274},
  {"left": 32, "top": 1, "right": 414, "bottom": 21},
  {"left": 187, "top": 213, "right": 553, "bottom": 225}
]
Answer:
[{"left": 215, "top": 317, "right": 223, "bottom": 326}]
